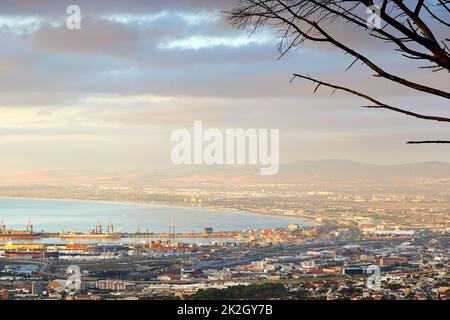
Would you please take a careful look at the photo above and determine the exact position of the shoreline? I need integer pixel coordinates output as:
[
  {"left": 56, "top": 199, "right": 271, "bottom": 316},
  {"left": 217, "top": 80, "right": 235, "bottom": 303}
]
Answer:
[{"left": 0, "top": 195, "right": 317, "bottom": 227}]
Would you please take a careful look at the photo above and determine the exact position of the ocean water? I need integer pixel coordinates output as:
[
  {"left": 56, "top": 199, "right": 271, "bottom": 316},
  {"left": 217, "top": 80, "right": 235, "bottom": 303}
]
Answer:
[{"left": 0, "top": 198, "right": 312, "bottom": 234}]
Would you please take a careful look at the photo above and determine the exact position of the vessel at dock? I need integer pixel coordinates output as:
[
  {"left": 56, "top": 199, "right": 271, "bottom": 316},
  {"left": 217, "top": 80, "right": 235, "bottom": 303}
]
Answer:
[
  {"left": 2, "top": 242, "right": 58, "bottom": 259},
  {"left": 0, "top": 221, "right": 42, "bottom": 240},
  {"left": 59, "top": 233, "right": 119, "bottom": 239},
  {"left": 4, "top": 251, "right": 58, "bottom": 258},
  {"left": 59, "top": 221, "right": 119, "bottom": 239},
  {"left": 0, "top": 233, "right": 41, "bottom": 240}
]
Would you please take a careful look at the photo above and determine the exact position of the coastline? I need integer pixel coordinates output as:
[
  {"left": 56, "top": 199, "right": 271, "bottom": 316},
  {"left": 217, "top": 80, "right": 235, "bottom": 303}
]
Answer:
[{"left": 0, "top": 195, "right": 317, "bottom": 227}]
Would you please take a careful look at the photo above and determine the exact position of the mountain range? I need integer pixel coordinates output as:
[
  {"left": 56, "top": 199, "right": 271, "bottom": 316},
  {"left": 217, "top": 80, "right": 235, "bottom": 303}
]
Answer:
[{"left": 1, "top": 160, "right": 449, "bottom": 188}]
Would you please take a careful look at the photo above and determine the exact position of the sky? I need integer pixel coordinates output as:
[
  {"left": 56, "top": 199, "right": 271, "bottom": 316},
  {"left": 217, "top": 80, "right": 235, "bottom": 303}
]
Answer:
[{"left": 0, "top": 0, "right": 449, "bottom": 179}]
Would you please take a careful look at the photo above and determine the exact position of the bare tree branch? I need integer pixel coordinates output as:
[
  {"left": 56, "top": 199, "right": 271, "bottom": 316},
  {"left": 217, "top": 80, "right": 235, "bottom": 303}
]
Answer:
[
  {"left": 407, "top": 140, "right": 450, "bottom": 144},
  {"left": 291, "top": 73, "right": 450, "bottom": 123},
  {"left": 227, "top": 0, "right": 450, "bottom": 144}
]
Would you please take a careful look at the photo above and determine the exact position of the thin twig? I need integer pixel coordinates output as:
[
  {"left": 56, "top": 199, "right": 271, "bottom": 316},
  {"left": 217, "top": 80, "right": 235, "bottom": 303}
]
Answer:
[
  {"left": 292, "top": 73, "right": 450, "bottom": 123},
  {"left": 407, "top": 141, "right": 450, "bottom": 144}
]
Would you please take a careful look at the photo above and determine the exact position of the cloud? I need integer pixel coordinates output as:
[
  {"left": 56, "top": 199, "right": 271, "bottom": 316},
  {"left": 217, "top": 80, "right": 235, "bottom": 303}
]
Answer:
[
  {"left": 0, "top": 0, "right": 447, "bottom": 175},
  {"left": 32, "top": 17, "right": 140, "bottom": 54},
  {"left": 159, "top": 33, "right": 275, "bottom": 50}
]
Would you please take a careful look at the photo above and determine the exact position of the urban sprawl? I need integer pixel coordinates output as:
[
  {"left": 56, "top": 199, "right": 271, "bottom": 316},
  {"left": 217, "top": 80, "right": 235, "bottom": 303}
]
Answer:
[{"left": 0, "top": 183, "right": 449, "bottom": 300}]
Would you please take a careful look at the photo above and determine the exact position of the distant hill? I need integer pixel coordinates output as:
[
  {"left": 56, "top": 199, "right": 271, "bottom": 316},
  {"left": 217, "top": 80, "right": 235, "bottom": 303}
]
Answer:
[
  {"left": 277, "top": 159, "right": 450, "bottom": 182},
  {"left": 162, "top": 159, "right": 450, "bottom": 188},
  {"left": 1, "top": 160, "right": 449, "bottom": 188}
]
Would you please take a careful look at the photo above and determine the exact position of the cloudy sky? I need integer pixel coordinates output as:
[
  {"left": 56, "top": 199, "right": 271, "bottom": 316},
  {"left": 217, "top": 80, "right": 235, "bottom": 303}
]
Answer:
[{"left": 0, "top": 0, "right": 449, "bottom": 179}]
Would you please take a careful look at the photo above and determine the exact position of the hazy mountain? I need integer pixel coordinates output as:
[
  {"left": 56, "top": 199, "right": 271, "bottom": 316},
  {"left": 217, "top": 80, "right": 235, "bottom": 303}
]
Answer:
[
  {"left": 1, "top": 160, "right": 450, "bottom": 188},
  {"left": 277, "top": 159, "right": 450, "bottom": 181},
  {"left": 162, "top": 160, "right": 450, "bottom": 189}
]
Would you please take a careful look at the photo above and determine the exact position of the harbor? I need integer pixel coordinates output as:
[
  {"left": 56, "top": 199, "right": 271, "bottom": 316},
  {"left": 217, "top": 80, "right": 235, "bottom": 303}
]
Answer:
[{"left": 0, "top": 221, "right": 242, "bottom": 242}]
